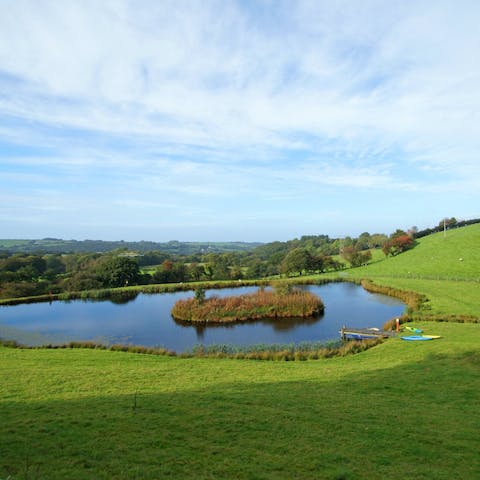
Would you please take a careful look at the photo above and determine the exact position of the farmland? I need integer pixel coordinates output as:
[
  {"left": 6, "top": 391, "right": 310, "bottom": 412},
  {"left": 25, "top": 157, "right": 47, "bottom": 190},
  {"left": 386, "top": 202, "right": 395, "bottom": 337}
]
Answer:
[{"left": 1, "top": 224, "right": 479, "bottom": 479}]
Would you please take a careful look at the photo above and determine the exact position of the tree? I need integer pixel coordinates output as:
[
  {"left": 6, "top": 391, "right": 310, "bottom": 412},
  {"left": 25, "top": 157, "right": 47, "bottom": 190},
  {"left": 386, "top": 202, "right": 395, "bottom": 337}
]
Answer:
[
  {"left": 390, "top": 229, "right": 408, "bottom": 239},
  {"left": 153, "top": 261, "right": 187, "bottom": 283},
  {"left": 246, "top": 260, "right": 268, "bottom": 279},
  {"left": 356, "top": 232, "right": 371, "bottom": 250},
  {"left": 323, "top": 256, "right": 344, "bottom": 271},
  {"left": 209, "top": 255, "right": 231, "bottom": 280},
  {"left": 188, "top": 263, "right": 205, "bottom": 281},
  {"left": 194, "top": 287, "right": 206, "bottom": 304},
  {"left": 408, "top": 226, "right": 418, "bottom": 237},
  {"left": 341, "top": 246, "right": 372, "bottom": 267},
  {"left": 229, "top": 266, "right": 244, "bottom": 280},
  {"left": 96, "top": 256, "right": 140, "bottom": 288},
  {"left": 382, "top": 235, "right": 414, "bottom": 257},
  {"left": 439, "top": 217, "right": 457, "bottom": 230},
  {"left": 368, "top": 233, "right": 388, "bottom": 249},
  {"left": 354, "top": 250, "right": 372, "bottom": 267},
  {"left": 45, "top": 255, "right": 66, "bottom": 276},
  {"left": 280, "top": 248, "right": 312, "bottom": 276},
  {"left": 308, "top": 255, "right": 325, "bottom": 273}
]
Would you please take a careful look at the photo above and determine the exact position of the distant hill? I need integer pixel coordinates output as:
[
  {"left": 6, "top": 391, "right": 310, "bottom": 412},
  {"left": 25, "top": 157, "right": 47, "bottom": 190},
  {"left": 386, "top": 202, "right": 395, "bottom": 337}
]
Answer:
[
  {"left": 355, "top": 223, "right": 480, "bottom": 281},
  {"left": 0, "top": 238, "right": 263, "bottom": 255}
]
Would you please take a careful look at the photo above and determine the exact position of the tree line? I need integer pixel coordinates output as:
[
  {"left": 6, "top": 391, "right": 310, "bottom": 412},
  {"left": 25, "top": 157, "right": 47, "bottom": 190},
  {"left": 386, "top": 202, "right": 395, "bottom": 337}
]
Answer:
[{"left": 1, "top": 217, "right": 477, "bottom": 300}]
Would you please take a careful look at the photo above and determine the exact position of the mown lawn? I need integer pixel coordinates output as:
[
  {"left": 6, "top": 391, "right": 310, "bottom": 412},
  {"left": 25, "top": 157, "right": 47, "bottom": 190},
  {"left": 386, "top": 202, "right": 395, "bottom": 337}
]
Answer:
[{"left": 1, "top": 320, "right": 479, "bottom": 480}]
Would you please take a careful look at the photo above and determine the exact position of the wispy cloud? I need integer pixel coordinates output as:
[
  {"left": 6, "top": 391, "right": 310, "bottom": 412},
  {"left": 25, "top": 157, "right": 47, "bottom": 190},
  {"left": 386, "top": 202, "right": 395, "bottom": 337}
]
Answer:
[{"left": 0, "top": 0, "right": 479, "bottom": 239}]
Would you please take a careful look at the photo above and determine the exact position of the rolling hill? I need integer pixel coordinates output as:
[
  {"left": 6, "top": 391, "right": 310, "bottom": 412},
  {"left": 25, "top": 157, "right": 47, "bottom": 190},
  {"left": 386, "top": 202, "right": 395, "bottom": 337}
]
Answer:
[
  {"left": 348, "top": 224, "right": 480, "bottom": 317},
  {"left": 357, "top": 223, "right": 480, "bottom": 280}
]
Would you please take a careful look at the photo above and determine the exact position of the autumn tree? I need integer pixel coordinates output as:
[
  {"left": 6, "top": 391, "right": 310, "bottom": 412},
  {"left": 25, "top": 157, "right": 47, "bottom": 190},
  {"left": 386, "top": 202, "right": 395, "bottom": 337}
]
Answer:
[{"left": 382, "top": 234, "right": 414, "bottom": 257}]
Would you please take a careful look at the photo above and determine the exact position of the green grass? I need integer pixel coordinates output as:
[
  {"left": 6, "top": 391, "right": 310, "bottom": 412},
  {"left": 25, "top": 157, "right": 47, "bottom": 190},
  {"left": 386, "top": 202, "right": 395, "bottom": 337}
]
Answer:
[
  {"left": 353, "top": 224, "right": 480, "bottom": 281},
  {"left": 343, "top": 224, "right": 480, "bottom": 318},
  {"left": 1, "top": 321, "right": 479, "bottom": 480},
  {"left": 1, "top": 225, "right": 479, "bottom": 478},
  {"left": 363, "top": 277, "right": 480, "bottom": 317},
  {"left": 0, "top": 239, "right": 32, "bottom": 248}
]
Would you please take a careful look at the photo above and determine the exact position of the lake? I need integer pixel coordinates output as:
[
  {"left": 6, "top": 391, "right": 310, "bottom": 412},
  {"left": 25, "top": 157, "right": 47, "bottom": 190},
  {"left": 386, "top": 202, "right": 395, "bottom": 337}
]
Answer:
[{"left": 0, "top": 282, "right": 405, "bottom": 351}]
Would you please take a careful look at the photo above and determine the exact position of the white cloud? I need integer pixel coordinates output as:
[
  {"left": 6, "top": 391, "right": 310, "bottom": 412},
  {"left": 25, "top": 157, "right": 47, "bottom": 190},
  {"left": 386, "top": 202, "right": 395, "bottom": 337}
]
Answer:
[{"left": 1, "top": 0, "right": 479, "bottom": 239}]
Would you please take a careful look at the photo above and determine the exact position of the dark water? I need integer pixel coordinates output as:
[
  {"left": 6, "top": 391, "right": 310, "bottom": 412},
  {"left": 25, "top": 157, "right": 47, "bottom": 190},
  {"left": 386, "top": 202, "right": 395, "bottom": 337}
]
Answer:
[{"left": 0, "top": 283, "right": 404, "bottom": 351}]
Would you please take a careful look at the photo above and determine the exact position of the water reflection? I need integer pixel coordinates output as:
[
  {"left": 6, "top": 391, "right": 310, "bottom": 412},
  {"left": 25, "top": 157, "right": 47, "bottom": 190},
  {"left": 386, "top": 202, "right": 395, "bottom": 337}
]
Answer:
[
  {"left": 0, "top": 282, "right": 405, "bottom": 351},
  {"left": 84, "top": 291, "right": 140, "bottom": 305},
  {"left": 108, "top": 291, "right": 139, "bottom": 304},
  {"left": 174, "top": 313, "right": 324, "bottom": 336}
]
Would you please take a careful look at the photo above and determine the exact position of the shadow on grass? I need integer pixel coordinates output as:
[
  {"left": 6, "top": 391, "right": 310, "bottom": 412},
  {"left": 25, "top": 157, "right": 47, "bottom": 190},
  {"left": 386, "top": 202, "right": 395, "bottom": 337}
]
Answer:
[{"left": 1, "top": 351, "right": 479, "bottom": 480}]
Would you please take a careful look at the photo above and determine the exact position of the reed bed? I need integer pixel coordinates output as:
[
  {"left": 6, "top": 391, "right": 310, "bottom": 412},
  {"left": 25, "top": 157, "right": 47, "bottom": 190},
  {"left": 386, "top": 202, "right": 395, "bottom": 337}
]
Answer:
[
  {"left": 360, "top": 278, "right": 426, "bottom": 312},
  {"left": 171, "top": 289, "right": 324, "bottom": 323},
  {"left": 0, "top": 337, "right": 381, "bottom": 361}
]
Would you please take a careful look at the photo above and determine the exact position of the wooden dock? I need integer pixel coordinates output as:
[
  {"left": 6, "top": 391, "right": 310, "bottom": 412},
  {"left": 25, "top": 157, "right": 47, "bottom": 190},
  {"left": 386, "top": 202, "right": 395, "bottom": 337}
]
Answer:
[{"left": 340, "top": 326, "right": 396, "bottom": 341}]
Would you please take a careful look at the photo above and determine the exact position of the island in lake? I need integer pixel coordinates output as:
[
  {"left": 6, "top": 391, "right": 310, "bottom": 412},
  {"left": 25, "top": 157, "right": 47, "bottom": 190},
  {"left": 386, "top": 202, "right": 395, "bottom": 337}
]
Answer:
[{"left": 171, "top": 287, "right": 324, "bottom": 323}]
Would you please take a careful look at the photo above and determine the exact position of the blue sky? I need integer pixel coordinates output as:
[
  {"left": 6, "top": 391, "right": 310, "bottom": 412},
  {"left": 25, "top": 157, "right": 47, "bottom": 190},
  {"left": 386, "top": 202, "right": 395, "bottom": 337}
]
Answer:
[{"left": 1, "top": 0, "right": 479, "bottom": 242}]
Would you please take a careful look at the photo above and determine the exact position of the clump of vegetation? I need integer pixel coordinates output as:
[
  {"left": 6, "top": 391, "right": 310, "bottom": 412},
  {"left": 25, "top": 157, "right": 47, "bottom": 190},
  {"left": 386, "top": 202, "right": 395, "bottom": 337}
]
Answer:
[
  {"left": 171, "top": 287, "right": 324, "bottom": 323},
  {"left": 360, "top": 279, "right": 426, "bottom": 313},
  {"left": 0, "top": 336, "right": 380, "bottom": 361},
  {"left": 184, "top": 338, "right": 381, "bottom": 360}
]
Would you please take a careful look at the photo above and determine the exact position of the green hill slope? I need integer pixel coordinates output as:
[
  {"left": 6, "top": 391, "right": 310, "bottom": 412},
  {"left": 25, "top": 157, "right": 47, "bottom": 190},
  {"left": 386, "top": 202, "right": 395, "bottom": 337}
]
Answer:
[
  {"left": 357, "top": 224, "right": 480, "bottom": 280},
  {"left": 347, "top": 224, "right": 480, "bottom": 317}
]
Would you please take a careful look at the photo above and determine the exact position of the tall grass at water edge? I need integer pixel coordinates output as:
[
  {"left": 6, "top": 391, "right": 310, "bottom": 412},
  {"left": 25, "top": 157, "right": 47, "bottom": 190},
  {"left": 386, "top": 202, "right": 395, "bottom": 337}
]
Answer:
[
  {"left": 0, "top": 336, "right": 380, "bottom": 361},
  {"left": 171, "top": 289, "right": 324, "bottom": 323}
]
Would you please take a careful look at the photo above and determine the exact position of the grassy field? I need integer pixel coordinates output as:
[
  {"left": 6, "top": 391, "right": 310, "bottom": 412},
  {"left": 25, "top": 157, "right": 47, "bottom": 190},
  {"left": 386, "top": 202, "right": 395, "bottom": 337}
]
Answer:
[
  {"left": 1, "top": 321, "right": 479, "bottom": 480},
  {"left": 362, "top": 278, "right": 479, "bottom": 317},
  {"left": 1, "top": 224, "right": 479, "bottom": 479},
  {"left": 345, "top": 224, "right": 480, "bottom": 317},
  {"left": 354, "top": 224, "right": 480, "bottom": 281}
]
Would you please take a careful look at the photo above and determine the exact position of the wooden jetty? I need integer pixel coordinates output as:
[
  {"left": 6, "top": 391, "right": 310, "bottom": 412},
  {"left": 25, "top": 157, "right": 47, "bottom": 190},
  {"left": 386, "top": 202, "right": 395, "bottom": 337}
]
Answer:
[{"left": 340, "top": 326, "right": 396, "bottom": 341}]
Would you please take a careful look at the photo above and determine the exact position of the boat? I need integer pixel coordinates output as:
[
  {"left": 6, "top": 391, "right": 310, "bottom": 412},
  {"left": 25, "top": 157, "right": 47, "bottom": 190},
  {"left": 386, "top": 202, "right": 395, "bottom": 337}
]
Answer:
[
  {"left": 404, "top": 326, "right": 423, "bottom": 333},
  {"left": 401, "top": 335, "right": 432, "bottom": 341}
]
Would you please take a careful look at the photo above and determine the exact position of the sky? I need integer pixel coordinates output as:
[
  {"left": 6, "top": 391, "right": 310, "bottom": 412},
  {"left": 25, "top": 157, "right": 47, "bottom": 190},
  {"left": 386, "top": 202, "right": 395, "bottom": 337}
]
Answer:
[{"left": 1, "top": 0, "right": 479, "bottom": 242}]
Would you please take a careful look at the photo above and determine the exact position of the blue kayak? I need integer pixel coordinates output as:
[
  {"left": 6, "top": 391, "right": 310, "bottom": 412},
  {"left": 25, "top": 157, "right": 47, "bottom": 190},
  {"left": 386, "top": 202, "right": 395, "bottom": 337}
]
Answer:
[{"left": 401, "top": 335, "right": 433, "bottom": 341}]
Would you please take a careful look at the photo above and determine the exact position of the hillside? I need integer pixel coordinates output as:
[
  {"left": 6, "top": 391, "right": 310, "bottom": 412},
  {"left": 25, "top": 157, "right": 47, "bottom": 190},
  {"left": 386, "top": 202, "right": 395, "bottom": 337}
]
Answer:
[
  {"left": 0, "top": 238, "right": 262, "bottom": 255},
  {"left": 347, "top": 224, "right": 480, "bottom": 317},
  {"left": 355, "top": 223, "right": 480, "bottom": 280}
]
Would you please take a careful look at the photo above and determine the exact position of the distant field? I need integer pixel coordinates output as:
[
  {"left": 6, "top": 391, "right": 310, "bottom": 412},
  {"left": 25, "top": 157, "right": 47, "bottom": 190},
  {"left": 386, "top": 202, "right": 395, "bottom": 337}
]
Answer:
[
  {"left": 0, "top": 238, "right": 262, "bottom": 254},
  {"left": 0, "top": 239, "right": 33, "bottom": 248}
]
